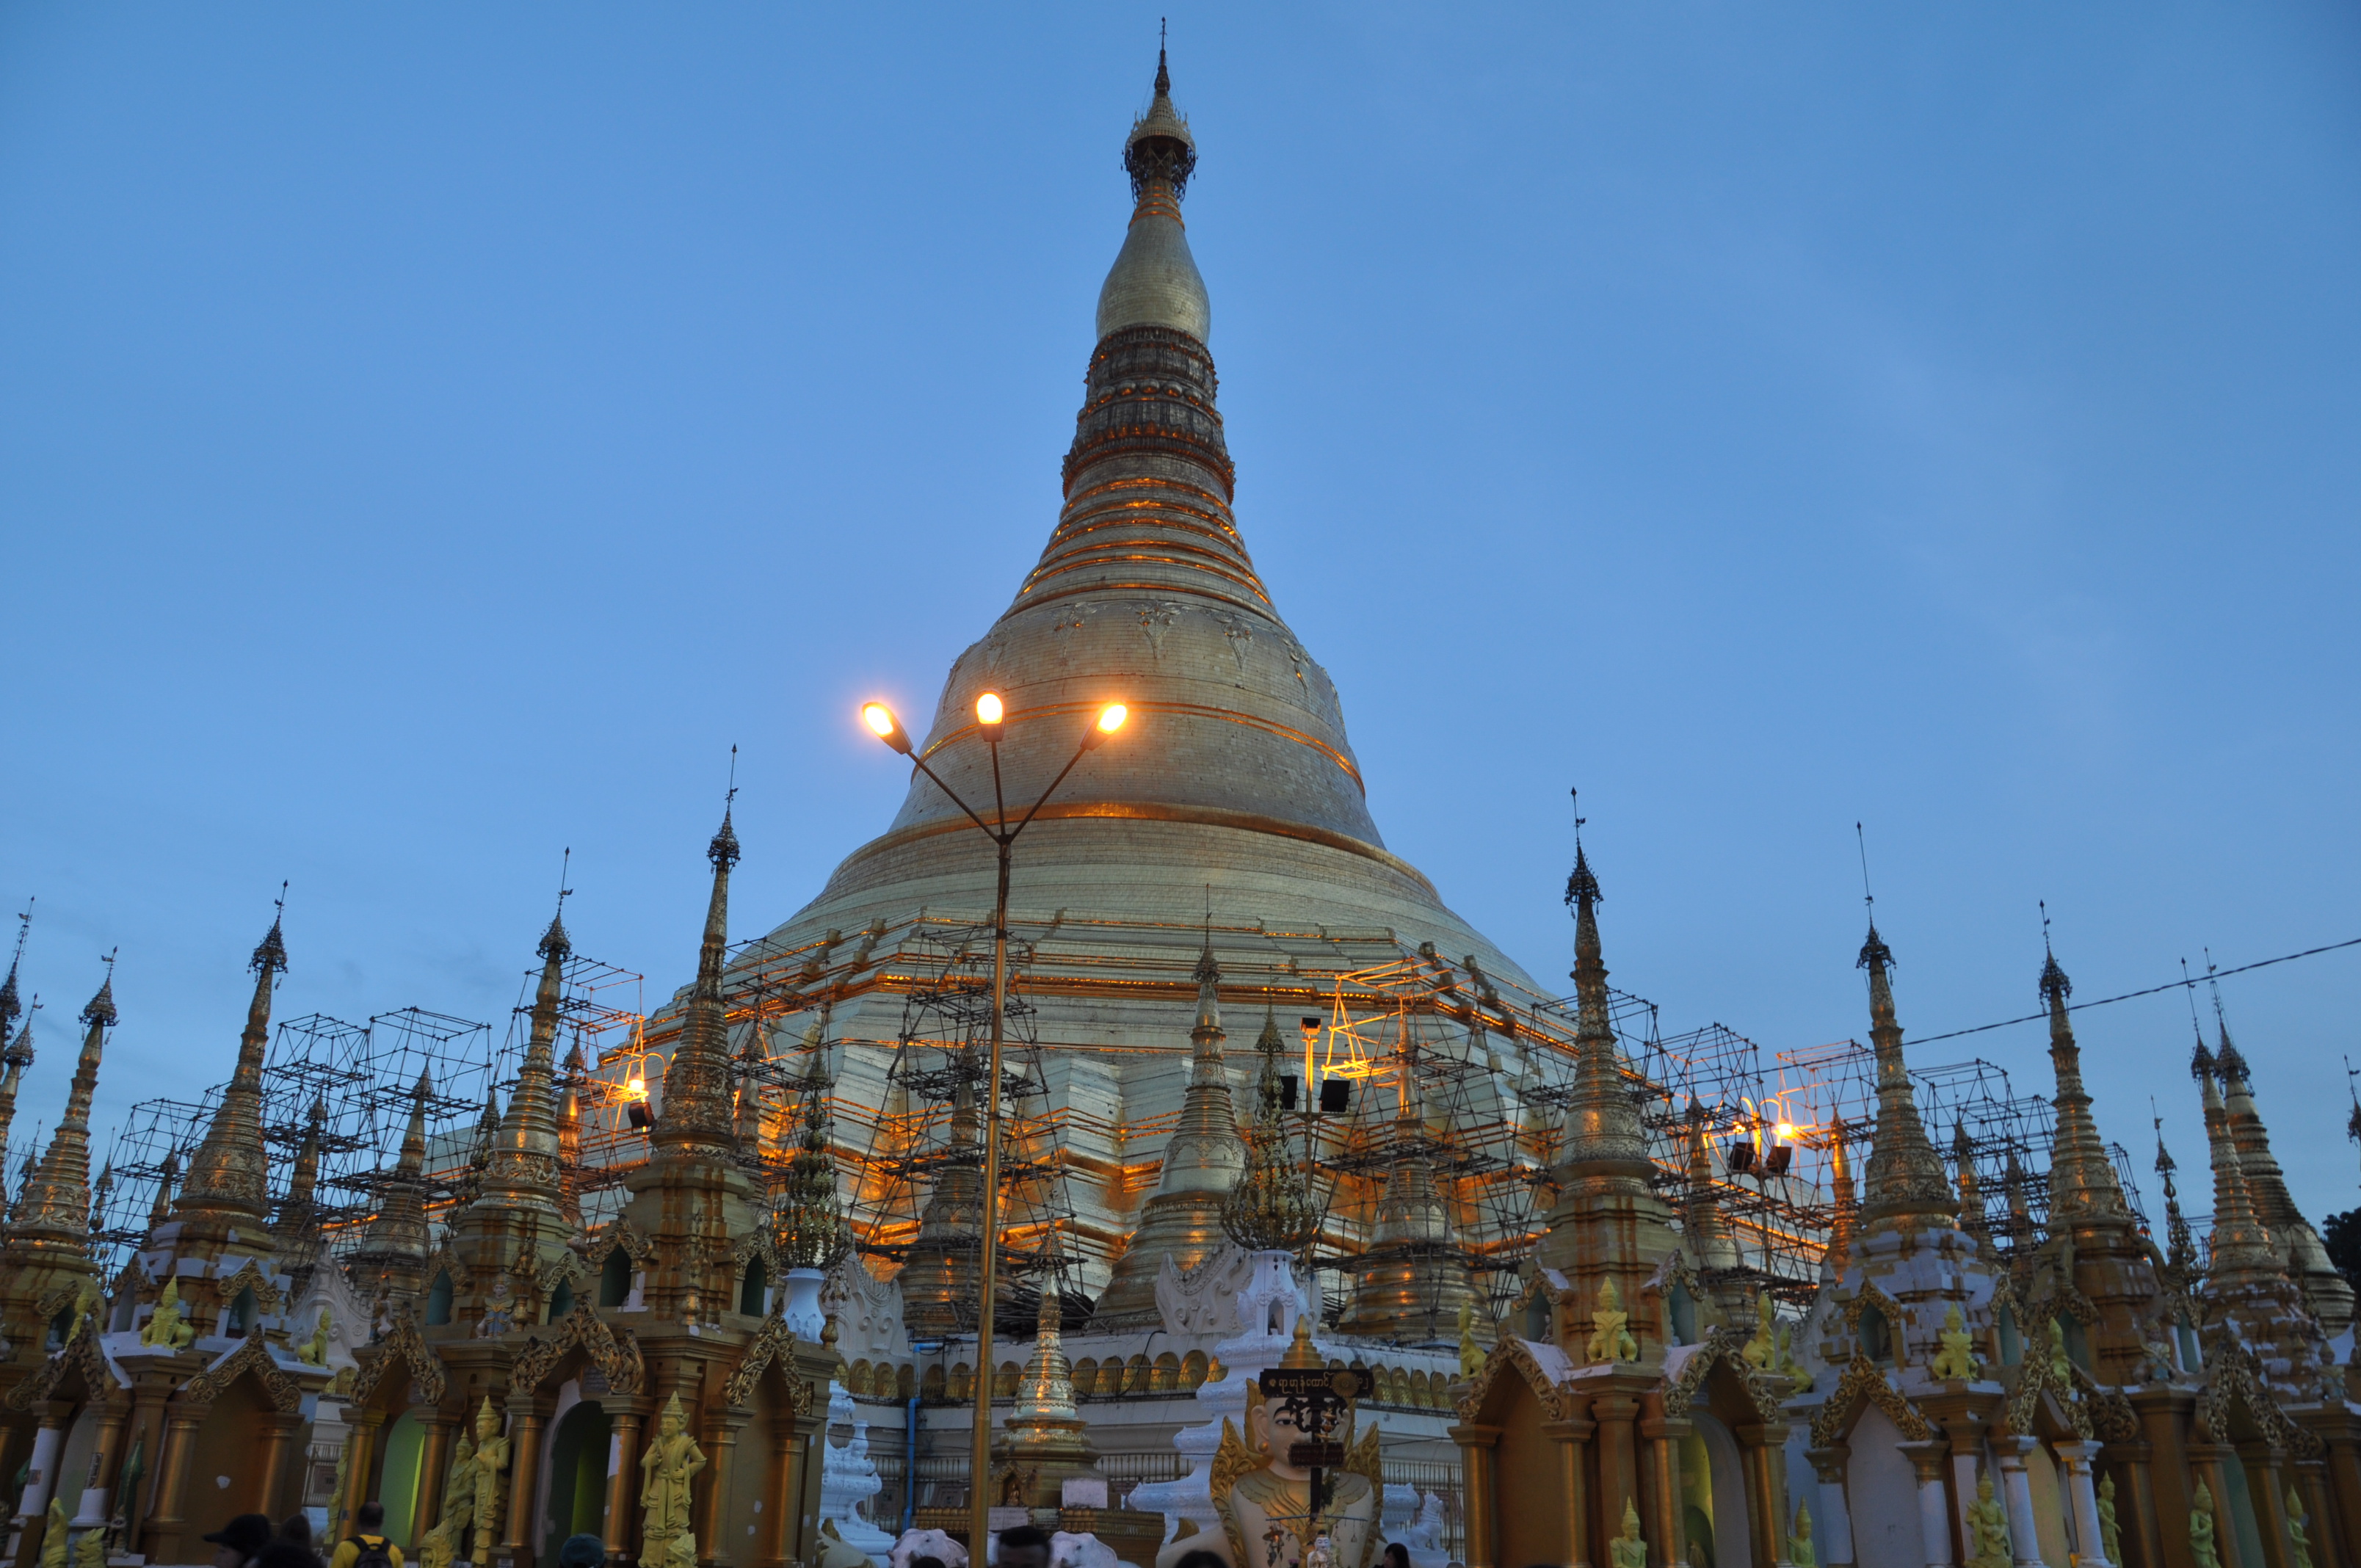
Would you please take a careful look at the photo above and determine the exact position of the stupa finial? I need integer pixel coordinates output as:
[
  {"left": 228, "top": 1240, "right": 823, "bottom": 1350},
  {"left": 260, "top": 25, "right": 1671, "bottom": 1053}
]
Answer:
[
  {"left": 178, "top": 897, "right": 292, "bottom": 1223},
  {"left": 1851, "top": 860, "right": 1956, "bottom": 1230},
  {"left": 2038, "top": 912, "right": 2128, "bottom": 1224}
]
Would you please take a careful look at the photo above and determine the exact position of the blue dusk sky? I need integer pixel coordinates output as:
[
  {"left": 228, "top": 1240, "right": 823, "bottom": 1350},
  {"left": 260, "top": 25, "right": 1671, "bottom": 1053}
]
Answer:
[{"left": 4, "top": 8, "right": 2358, "bottom": 1224}]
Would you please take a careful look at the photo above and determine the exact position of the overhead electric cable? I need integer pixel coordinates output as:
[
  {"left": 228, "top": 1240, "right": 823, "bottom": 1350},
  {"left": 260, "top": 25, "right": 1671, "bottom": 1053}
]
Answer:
[{"left": 1907, "top": 934, "right": 2361, "bottom": 1047}]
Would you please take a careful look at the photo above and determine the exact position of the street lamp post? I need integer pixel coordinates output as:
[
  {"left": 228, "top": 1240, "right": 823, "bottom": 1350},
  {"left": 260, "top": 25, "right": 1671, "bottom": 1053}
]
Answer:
[{"left": 860, "top": 693, "right": 1129, "bottom": 1553}]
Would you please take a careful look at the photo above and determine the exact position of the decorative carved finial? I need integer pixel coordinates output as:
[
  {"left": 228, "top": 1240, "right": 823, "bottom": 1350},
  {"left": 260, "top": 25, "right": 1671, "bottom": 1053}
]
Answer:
[
  {"left": 540, "top": 849, "right": 573, "bottom": 961},
  {"left": 254, "top": 884, "right": 290, "bottom": 978},
  {"left": 0, "top": 898, "right": 30, "bottom": 1057},
  {"left": 1125, "top": 33, "right": 1197, "bottom": 201},
  {"left": 81, "top": 950, "right": 118, "bottom": 1029}
]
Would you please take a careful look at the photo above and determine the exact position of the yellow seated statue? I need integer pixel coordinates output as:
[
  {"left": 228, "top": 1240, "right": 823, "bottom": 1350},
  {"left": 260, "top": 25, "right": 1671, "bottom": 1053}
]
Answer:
[{"left": 140, "top": 1277, "right": 196, "bottom": 1351}]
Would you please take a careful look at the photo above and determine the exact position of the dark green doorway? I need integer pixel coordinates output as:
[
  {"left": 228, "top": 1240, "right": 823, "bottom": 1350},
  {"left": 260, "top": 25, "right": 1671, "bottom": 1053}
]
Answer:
[{"left": 541, "top": 1401, "right": 612, "bottom": 1568}]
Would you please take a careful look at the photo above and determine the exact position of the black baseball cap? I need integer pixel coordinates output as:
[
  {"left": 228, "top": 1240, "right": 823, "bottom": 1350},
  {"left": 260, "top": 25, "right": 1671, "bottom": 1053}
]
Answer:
[{"left": 203, "top": 1515, "right": 274, "bottom": 1556}]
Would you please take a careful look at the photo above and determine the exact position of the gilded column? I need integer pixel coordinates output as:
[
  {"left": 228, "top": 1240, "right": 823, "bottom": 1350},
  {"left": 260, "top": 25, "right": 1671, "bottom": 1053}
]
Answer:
[
  {"left": 1449, "top": 1424, "right": 1501, "bottom": 1568},
  {"left": 1542, "top": 1412, "right": 1595, "bottom": 1568},
  {"left": 698, "top": 1409, "right": 748, "bottom": 1568},
  {"left": 2293, "top": 1457, "right": 2343, "bottom": 1568},
  {"left": 142, "top": 1406, "right": 207, "bottom": 1567},
  {"left": 1593, "top": 1395, "right": 1640, "bottom": 1566},
  {"left": 254, "top": 1410, "right": 305, "bottom": 1521},
  {"left": 789, "top": 1395, "right": 827, "bottom": 1568},
  {"left": 2322, "top": 1432, "right": 2361, "bottom": 1568},
  {"left": 2236, "top": 1445, "right": 2290, "bottom": 1568},
  {"left": 1737, "top": 1423, "right": 1795, "bottom": 1568},
  {"left": 415, "top": 1414, "right": 457, "bottom": 1535},
  {"left": 341, "top": 1409, "right": 387, "bottom": 1544},
  {"left": 71, "top": 1397, "right": 132, "bottom": 1526},
  {"left": 2186, "top": 1446, "right": 2245, "bottom": 1568},
  {"left": 603, "top": 1399, "right": 648, "bottom": 1567},
  {"left": 503, "top": 1401, "right": 549, "bottom": 1568},
  {"left": 1637, "top": 1409, "right": 1687, "bottom": 1567},
  {"left": 756, "top": 1416, "right": 795, "bottom": 1568},
  {"left": 120, "top": 1378, "right": 173, "bottom": 1545}
]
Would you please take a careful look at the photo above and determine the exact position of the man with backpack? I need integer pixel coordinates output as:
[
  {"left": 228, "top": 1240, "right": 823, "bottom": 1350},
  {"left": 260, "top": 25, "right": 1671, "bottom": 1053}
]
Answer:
[{"left": 328, "top": 1503, "right": 404, "bottom": 1568}]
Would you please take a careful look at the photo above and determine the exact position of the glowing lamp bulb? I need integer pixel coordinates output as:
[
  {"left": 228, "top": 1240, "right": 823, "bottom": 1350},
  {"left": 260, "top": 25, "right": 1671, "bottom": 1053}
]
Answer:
[
  {"left": 1096, "top": 703, "right": 1128, "bottom": 735},
  {"left": 975, "top": 692, "right": 1004, "bottom": 726},
  {"left": 860, "top": 700, "right": 914, "bottom": 755},
  {"left": 1775, "top": 1121, "right": 1797, "bottom": 1142}
]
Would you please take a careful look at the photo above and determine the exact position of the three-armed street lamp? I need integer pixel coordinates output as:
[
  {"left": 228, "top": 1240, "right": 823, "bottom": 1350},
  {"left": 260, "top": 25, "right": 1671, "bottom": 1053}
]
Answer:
[{"left": 859, "top": 692, "right": 1129, "bottom": 1551}]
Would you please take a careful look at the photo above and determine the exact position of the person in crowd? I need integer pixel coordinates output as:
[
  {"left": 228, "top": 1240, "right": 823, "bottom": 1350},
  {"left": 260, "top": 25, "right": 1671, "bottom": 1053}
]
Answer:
[
  {"left": 995, "top": 1525, "right": 1053, "bottom": 1568},
  {"left": 327, "top": 1502, "right": 404, "bottom": 1568},
  {"left": 205, "top": 1514, "right": 275, "bottom": 1568},
  {"left": 556, "top": 1535, "right": 606, "bottom": 1568}
]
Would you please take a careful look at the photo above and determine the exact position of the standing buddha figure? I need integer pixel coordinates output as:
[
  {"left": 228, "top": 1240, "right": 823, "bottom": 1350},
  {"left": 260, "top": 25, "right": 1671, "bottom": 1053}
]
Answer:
[{"left": 638, "top": 1392, "right": 707, "bottom": 1568}]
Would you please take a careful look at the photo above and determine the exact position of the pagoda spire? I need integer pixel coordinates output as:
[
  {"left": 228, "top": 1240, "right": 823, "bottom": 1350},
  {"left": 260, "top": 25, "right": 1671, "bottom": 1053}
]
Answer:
[
  {"left": 2194, "top": 1050, "right": 2278, "bottom": 1284},
  {"left": 177, "top": 907, "right": 289, "bottom": 1227},
  {"left": 1952, "top": 1123, "right": 1991, "bottom": 1249},
  {"left": 0, "top": 906, "right": 29, "bottom": 1156},
  {"left": 556, "top": 1034, "right": 587, "bottom": 1225},
  {"left": 1221, "top": 1006, "right": 1319, "bottom": 1255},
  {"left": 1096, "top": 42, "right": 1205, "bottom": 342},
  {"left": 2154, "top": 1120, "right": 2198, "bottom": 1286},
  {"left": 349, "top": 1070, "right": 436, "bottom": 1302},
  {"left": 656, "top": 805, "right": 741, "bottom": 1154},
  {"left": 733, "top": 1019, "right": 771, "bottom": 1158},
  {"left": 1855, "top": 918, "right": 1957, "bottom": 1230},
  {"left": 991, "top": 1284, "right": 1098, "bottom": 1506},
  {"left": 1556, "top": 840, "right": 1649, "bottom": 1180},
  {"left": 774, "top": 1053, "right": 853, "bottom": 1272},
  {"left": 900, "top": 1078, "right": 984, "bottom": 1337},
  {"left": 1821, "top": 1116, "right": 1857, "bottom": 1279},
  {"left": 1535, "top": 810, "right": 1680, "bottom": 1332},
  {"left": 2211, "top": 1015, "right": 2355, "bottom": 1333},
  {"left": 2039, "top": 938, "right": 2129, "bottom": 1224},
  {"left": 7, "top": 964, "right": 115, "bottom": 1249},
  {"left": 1339, "top": 1072, "right": 1479, "bottom": 1343},
  {"left": 147, "top": 1150, "right": 179, "bottom": 1229},
  {"left": 272, "top": 1096, "right": 327, "bottom": 1238},
  {"left": 0, "top": 988, "right": 30, "bottom": 1214},
  {"left": 1091, "top": 931, "right": 1247, "bottom": 1319},
  {"left": 473, "top": 909, "right": 570, "bottom": 1214},
  {"left": 1680, "top": 1102, "right": 1743, "bottom": 1298}
]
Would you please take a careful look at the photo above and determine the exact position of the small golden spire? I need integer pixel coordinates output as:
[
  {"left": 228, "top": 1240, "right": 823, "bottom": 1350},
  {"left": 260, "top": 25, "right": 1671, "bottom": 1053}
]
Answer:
[
  {"left": 656, "top": 799, "right": 742, "bottom": 1152},
  {"left": 178, "top": 901, "right": 290, "bottom": 1224},
  {"left": 471, "top": 902, "right": 570, "bottom": 1213},
  {"left": 775, "top": 1053, "right": 853, "bottom": 1271},
  {"left": 348, "top": 1070, "right": 436, "bottom": 1296},
  {"left": 1854, "top": 915, "right": 1957, "bottom": 1230},
  {"left": 2196, "top": 1053, "right": 2277, "bottom": 1282},
  {"left": 1221, "top": 1007, "right": 1319, "bottom": 1255},
  {"left": 1953, "top": 1123, "right": 1990, "bottom": 1248},
  {"left": 1681, "top": 1102, "right": 1739, "bottom": 1277},
  {"left": 6, "top": 961, "right": 115, "bottom": 1249},
  {"left": 2039, "top": 929, "right": 2130, "bottom": 1224},
  {"left": 1823, "top": 1116, "right": 1856, "bottom": 1277},
  {"left": 1280, "top": 1310, "right": 1322, "bottom": 1370},
  {"left": 273, "top": 1096, "right": 327, "bottom": 1236},
  {"left": 1556, "top": 821, "right": 1650, "bottom": 1180}
]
